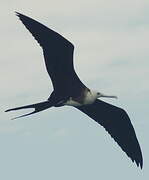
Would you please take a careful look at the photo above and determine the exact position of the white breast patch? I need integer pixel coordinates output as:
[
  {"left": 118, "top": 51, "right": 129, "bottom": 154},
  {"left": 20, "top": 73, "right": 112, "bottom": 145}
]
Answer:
[
  {"left": 64, "top": 98, "right": 82, "bottom": 107},
  {"left": 64, "top": 90, "right": 97, "bottom": 107}
]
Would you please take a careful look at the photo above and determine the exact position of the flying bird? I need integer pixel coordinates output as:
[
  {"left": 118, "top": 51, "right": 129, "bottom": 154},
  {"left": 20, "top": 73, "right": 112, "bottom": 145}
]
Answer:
[{"left": 5, "top": 12, "right": 143, "bottom": 169}]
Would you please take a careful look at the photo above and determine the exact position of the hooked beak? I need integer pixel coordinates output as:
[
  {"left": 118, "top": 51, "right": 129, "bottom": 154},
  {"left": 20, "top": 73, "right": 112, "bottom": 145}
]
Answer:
[{"left": 99, "top": 93, "right": 118, "bottom": 99}]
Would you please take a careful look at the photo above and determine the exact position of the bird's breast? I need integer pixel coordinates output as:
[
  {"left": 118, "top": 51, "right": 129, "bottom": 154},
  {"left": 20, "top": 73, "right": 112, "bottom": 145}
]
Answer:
[
  {"left": 64, "top": 98, "right": 82, "bottom": 106},
  {"left": 83, "top": 90, "right": 97, "bottom": 105},
  {"left": 64, "top": 90, "right": 96, "bottom": 107}
]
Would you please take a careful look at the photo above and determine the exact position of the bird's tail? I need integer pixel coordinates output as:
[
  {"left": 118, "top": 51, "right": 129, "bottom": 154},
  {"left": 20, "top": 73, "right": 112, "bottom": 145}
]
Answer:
[{"left": 5, "top": 100, "right": 53, "bottom": 120}]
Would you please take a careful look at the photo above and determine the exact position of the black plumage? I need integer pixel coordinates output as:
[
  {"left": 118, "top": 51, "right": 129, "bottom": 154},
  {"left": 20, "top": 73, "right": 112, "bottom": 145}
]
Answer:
[{"left": 5, "top": 12, "right": 143, "bottom": 169}]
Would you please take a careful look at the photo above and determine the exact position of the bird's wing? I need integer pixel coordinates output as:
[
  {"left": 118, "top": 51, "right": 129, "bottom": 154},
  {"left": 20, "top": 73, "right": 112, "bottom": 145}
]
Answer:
[
  {"left": 16, "top": 12, "right": 86, "bottom": 96},
  {"left": 76, "top": 99, "right": 143, "bottom": 168}
]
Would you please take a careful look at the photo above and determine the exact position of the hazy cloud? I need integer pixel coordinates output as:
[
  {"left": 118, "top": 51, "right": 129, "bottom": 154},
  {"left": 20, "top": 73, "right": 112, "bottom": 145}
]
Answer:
[{"left": 0, "top": 1, "right": 148, "bottom": 179}]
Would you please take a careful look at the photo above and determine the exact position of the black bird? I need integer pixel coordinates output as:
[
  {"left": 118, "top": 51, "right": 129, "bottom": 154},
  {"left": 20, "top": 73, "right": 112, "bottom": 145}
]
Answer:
[{"left": 5, "top": 12, "right": 143, "bottom": 168}]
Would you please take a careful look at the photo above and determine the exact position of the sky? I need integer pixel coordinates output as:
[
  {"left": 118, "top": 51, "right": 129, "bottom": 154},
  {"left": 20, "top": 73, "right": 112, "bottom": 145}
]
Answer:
[{"left": 0, "top": 0, "right": 149, "bottom": 179}]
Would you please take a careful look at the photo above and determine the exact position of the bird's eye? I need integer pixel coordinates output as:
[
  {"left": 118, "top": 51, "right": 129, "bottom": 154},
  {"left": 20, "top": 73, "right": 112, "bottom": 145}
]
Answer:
[{"left": 97, "top": 92, "right": 100, "bottom": 95}]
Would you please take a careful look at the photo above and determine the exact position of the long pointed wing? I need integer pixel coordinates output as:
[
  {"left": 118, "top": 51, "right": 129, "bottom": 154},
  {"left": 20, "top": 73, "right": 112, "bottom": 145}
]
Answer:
[
  {"left": 76, "top": 99, "right": 143, "bottom": 168},
  {"left": 16, "top": 12, "right": 85, "bottom": 96}
]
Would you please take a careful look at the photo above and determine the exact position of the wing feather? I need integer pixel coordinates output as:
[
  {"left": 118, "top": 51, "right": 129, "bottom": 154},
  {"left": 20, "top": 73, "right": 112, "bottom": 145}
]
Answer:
[
  {"left": 16, "top": 12, "right": 85, "bottom": 96},
  {"left": 76, "top": 99, "right": 143, "bottom": 168}
]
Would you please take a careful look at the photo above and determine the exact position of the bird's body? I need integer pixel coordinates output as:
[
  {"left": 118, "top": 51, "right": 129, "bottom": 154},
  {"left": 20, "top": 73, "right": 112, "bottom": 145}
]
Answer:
[
  {"left": 5, "top": 12, "right": 143, "bottom": 169},
  {"left": 64, "top": 89, "right": 98, "bottom": 106}
]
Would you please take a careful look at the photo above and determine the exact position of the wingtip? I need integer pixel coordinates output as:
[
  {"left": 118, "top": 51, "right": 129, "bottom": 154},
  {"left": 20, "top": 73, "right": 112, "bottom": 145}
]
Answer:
[
  {"left": 15, "top": 11, "right": 22, "bottom": 20},
  {"left": 134, "top": 157, "right": 143, "bottom": 169},
  {"left": 15, "top": 12, "right": 24, "bottom": 19},
  {"left": 140, "top": 159, "right": 143, "bottom": 169},
  {"left": 138, "top": 162, "right": 143, "bottom": 169},
  {"left": 15, "top": 11, "right": 20, "bottom": 16},
  {"left": 138, "top": 149, "right": 143, "bottom": 169},
  {"left": 140, "top": 163, "right": 143, "bottom": 169}
]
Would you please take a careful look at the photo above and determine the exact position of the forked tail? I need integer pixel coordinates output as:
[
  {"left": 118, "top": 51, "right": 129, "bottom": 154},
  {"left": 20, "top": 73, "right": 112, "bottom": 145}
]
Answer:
[{"left": 5, "top": 101, "right": 53, "bottom": 120}]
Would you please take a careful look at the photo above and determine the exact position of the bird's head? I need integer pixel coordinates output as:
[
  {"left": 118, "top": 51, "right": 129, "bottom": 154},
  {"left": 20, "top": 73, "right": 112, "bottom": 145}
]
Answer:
[{"left": 95, "top": 91, "right": 118, "bottom": 99}]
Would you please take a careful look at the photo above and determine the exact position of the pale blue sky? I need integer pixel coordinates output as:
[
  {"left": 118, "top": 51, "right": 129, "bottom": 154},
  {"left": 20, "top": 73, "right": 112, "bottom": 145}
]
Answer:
[{"left": 0, "top": 0, "right": 149, "bottom": 179}]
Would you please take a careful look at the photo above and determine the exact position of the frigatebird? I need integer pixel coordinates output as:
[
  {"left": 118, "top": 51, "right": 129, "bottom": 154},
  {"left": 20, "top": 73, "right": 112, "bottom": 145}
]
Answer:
[{"left": 5, "top": 12, "right": 143, "bottom": 168}]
